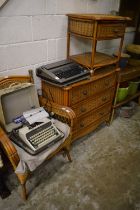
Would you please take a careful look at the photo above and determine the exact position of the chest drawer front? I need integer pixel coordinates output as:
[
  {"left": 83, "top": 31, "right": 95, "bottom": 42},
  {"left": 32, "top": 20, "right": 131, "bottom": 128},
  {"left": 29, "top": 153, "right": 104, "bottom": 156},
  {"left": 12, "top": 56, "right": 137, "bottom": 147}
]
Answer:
[
  {"left": 70, "top": 74, "right": 116, "bottom": 105},
  {"left": 69, "top": 18, "right": 95, "bottom": 37},
  {"left": 74, "top": 102, "right": 112, "bottom": 131},
  {"left": 97, "top": 23, "right": 125, "bottom": 39},
  {"left": 72, "top": 88, "right": 114, "bottom": 117},
  {"left": 72, "top": 114, "right": 110, "bottom": 141}
]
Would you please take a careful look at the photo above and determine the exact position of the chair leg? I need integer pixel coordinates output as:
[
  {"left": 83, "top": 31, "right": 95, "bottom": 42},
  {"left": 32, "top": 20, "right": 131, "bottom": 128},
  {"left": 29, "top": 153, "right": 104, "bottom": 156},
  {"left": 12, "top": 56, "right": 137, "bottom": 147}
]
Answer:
[
  {"left": 21, "top": 183, "right": 27, "bottom": 201},
  {"left": 65, "top": 149, "right": 72, "bottom": 162},
  {"left": 16, "top": 173, "right": 28, "bottom": 201}
]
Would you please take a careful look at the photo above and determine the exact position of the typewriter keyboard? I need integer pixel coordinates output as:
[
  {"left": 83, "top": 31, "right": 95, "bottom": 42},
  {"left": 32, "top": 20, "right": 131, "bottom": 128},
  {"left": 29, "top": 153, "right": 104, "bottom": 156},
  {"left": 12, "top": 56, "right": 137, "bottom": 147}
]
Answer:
[
  {"left": 54, "top": 65, "right": 84, "bottom": 79},
  {"left": 26, "top": 122, "right": 63, "bottom": 149}
]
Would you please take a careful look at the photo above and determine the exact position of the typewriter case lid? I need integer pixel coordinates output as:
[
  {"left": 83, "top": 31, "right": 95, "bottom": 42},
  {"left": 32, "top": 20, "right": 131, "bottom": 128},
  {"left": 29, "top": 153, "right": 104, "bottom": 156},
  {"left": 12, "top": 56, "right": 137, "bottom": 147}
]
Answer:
[{"left": 0, "top": 83, "right": 40, "bottom": 133}]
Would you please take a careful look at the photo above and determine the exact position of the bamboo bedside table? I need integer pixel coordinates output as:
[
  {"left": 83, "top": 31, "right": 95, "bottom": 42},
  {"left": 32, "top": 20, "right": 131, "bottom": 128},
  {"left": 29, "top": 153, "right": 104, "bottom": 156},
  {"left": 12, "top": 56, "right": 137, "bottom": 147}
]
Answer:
[{"left": 67, "top": 14, "right": 130, "bottom": 71}]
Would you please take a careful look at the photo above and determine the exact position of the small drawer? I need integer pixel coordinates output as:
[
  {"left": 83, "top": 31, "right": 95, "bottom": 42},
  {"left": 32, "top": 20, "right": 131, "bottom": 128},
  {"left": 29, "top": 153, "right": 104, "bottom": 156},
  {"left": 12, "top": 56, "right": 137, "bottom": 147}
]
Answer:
[
  {"left": 68, "top": 18, "right": 95, "bottom": 37},
  {"left": 73, "top": 102, "right": 112, "bottom": 131},
  {"left": 97, "top": 22, "right": 125, "bottom": 39},
  {"left": 70, "top": 74, "right": 116, "bottom": 105},
  {"left": 72, "top": 88, "right": 115, "bottom": 117}
]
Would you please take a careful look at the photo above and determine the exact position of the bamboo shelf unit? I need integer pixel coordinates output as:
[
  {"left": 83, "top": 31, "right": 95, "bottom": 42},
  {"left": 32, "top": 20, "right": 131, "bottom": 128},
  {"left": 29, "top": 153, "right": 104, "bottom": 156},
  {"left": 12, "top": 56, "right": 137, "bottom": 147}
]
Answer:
[{"left": 113, "top": 65, "right": 140, "bottom": 108}]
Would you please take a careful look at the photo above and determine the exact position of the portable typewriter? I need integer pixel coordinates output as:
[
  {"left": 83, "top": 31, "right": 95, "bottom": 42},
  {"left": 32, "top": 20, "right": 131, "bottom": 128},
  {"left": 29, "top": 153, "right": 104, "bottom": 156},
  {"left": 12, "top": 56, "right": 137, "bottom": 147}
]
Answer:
[{"left": 0, "top": 83, "right": 64, "bottom": 155}]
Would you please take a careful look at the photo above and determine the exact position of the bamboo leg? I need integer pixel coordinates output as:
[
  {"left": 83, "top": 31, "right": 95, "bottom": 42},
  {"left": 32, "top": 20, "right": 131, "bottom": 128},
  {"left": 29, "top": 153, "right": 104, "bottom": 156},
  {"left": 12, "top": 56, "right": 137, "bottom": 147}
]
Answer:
[
  {"left": 105, "top": 120, "right": 111, "bottom": 126},
  {"left": 65, "top": 149, "right": 72, "bottom": 162},
  {"left": 21, "top": 183, "right": 27, "bottom": 201},
  {"left": 110, "top": 109, "right": 115, "bottom": 124},
  {"left": 110, "top": 72, "right": 120, "bottom": 124},
  {"left": 16, "top": 173, "right": 28, "bottom": 200}
]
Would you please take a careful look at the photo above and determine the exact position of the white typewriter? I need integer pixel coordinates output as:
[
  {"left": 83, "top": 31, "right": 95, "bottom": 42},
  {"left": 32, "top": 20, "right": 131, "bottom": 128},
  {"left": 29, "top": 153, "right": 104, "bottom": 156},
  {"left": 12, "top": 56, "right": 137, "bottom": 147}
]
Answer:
[
  {"left": 0, "top": 83, "right": 64, "bottom": 155},
  {"left": 17, "top": 117, "right": 64, "bottom": 153}
]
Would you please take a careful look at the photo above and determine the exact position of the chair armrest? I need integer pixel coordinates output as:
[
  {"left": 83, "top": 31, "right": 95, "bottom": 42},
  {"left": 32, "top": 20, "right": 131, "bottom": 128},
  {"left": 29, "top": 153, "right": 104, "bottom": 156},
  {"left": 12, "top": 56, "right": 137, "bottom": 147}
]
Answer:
[
  {"left": 39, "top": 96, "right": 76, "bottom": 127},
  {"left": 39, "top": 96, "right": 76, "bottom": 160},
  {"left": 0, "top": 126, "right": 20, "bottom": 170}
]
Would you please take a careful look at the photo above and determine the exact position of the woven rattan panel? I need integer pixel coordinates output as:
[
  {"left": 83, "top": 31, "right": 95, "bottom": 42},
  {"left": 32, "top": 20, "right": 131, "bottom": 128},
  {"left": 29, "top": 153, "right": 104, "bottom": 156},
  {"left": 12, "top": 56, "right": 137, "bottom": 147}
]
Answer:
[
  {"left": 69, "top": 18, "right": 95, "bottom": 37},
  {"left": 42, "top": 82, "right": 67, "bottom": 105}
]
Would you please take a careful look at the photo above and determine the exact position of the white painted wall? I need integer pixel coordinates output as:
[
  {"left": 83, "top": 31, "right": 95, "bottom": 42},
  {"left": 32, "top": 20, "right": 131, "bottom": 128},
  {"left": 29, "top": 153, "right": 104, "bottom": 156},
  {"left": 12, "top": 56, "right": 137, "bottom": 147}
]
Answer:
[{"left": 0, "top": 0, "right": 134, "bottom": 89}]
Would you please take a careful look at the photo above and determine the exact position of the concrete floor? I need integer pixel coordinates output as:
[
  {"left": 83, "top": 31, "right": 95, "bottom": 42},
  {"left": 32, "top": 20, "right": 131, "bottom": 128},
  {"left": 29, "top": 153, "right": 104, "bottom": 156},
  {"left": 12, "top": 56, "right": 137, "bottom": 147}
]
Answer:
[{"left": 0, "top": 107, "right": 140, "bottom": 210}]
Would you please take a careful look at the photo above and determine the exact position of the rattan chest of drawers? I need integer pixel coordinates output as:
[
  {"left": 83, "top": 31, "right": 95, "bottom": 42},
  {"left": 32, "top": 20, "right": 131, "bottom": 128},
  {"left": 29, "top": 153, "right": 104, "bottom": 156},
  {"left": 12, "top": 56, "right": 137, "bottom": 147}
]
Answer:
[{"left": 42, "top": 66, "right": 117, "bottom": 141}]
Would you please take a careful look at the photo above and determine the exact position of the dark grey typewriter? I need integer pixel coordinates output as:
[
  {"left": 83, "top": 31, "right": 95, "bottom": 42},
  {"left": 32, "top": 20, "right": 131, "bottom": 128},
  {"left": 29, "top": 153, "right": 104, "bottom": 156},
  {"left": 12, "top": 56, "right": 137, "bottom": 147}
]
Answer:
[{"left": 36, "top": 59, "right": 90, "bottom": 86}]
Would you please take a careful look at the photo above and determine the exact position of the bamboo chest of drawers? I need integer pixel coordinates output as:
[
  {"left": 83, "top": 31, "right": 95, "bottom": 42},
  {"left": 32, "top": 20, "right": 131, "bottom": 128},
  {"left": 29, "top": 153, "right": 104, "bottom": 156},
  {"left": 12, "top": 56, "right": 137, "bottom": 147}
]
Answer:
[{"left": 42, "top": 66, "right": 117, "bottom": 141}]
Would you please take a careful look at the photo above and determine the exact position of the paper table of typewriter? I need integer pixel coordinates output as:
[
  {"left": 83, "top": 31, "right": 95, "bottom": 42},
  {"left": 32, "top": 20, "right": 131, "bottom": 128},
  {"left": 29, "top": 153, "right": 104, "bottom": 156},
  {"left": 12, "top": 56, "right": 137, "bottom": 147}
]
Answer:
[{"left": 0, "top": 83, "right": 64, "bottom": 155}]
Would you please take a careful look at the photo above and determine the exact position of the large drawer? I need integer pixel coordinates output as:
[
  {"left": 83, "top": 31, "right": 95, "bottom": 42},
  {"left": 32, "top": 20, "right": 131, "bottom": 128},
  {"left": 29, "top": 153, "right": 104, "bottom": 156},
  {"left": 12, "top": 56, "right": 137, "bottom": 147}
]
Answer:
[
  {"left": 97, "top": 22, "right": 125, "bottom": 39},
  {"left": 72, "top": 88, "right": 114, "bottom": 117},
  {"left": 70, "top": 74, "right": 116, "bottom": 105},
  {"left": 72, "top": 114, "right": 110, "bottom": 141},
  {"left": 73, "top": 102, "right": 112, "bottom": 132}
]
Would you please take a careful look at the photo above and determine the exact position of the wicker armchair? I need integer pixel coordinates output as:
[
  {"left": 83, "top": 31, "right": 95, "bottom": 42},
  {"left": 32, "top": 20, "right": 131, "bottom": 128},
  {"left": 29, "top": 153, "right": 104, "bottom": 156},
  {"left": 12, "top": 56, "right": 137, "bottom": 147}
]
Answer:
[{"left": 0, "top": 74, "right": 75, "bottom": 200}]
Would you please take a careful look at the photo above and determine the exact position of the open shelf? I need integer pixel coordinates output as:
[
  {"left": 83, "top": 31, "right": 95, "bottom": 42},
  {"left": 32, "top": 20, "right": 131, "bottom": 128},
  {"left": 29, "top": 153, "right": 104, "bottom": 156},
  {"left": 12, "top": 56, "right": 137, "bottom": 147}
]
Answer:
[
  {"left": 113, "top": 91, "right": 140, "bottom": 108},
  {"left": 69, "top": 52, "right": 118, "bottom": 69}
]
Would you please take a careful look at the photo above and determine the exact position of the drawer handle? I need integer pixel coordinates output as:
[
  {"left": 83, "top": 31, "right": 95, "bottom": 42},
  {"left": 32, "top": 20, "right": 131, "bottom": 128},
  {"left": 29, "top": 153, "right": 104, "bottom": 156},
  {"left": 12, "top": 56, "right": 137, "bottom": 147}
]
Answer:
[
  {"left": 82, "top": 90, "right": 88, "bottom": 96},
  {"left": 99, "top": 112, "right": 104, "bottom": 116},
  {"left": 80, "top": 123, "right": 84, "bottom": 128},
  {"left": 113, "top": 29, "right": 119, "bottom": 33},
  {"left": 102, "top": 96, "right": 107, "bottom": 102},
  {"left": 80, "top": 107, "right": 86, "bottom": 113}
]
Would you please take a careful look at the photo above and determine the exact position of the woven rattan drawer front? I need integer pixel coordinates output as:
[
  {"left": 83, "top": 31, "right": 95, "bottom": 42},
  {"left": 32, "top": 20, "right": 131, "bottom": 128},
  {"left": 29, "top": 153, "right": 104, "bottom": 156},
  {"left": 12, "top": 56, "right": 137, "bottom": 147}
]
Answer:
[
  {"left": 73, "top": 102, "right": 111, "bottom": 131},
  {"left": 97, "top": 22, "right": 125, "bottom": 39},
  {"left": 70, "top": 74, "right": 116, "bottom": 105},
  {"left": 69, "top": 18, "right": 95, "bottom": 37},
  {"left": 72, "top": 88, "right": 114, "bottom": 117}
]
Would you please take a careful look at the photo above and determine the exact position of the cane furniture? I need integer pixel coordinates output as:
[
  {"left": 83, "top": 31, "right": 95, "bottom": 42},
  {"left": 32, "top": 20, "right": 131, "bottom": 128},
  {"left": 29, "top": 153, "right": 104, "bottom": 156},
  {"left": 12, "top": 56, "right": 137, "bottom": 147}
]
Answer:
[
  {"left": 0, "top": 74, "right": 75, "bottom": 200},
  {"left": 41, "top": 65, "right": 118, "bottom": 141},
  {"left": 67, "top": 14, "right": 130, "bottom": 71},
  {"left": 40, "top": 14, "right": 130, "bottom": 141}
]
